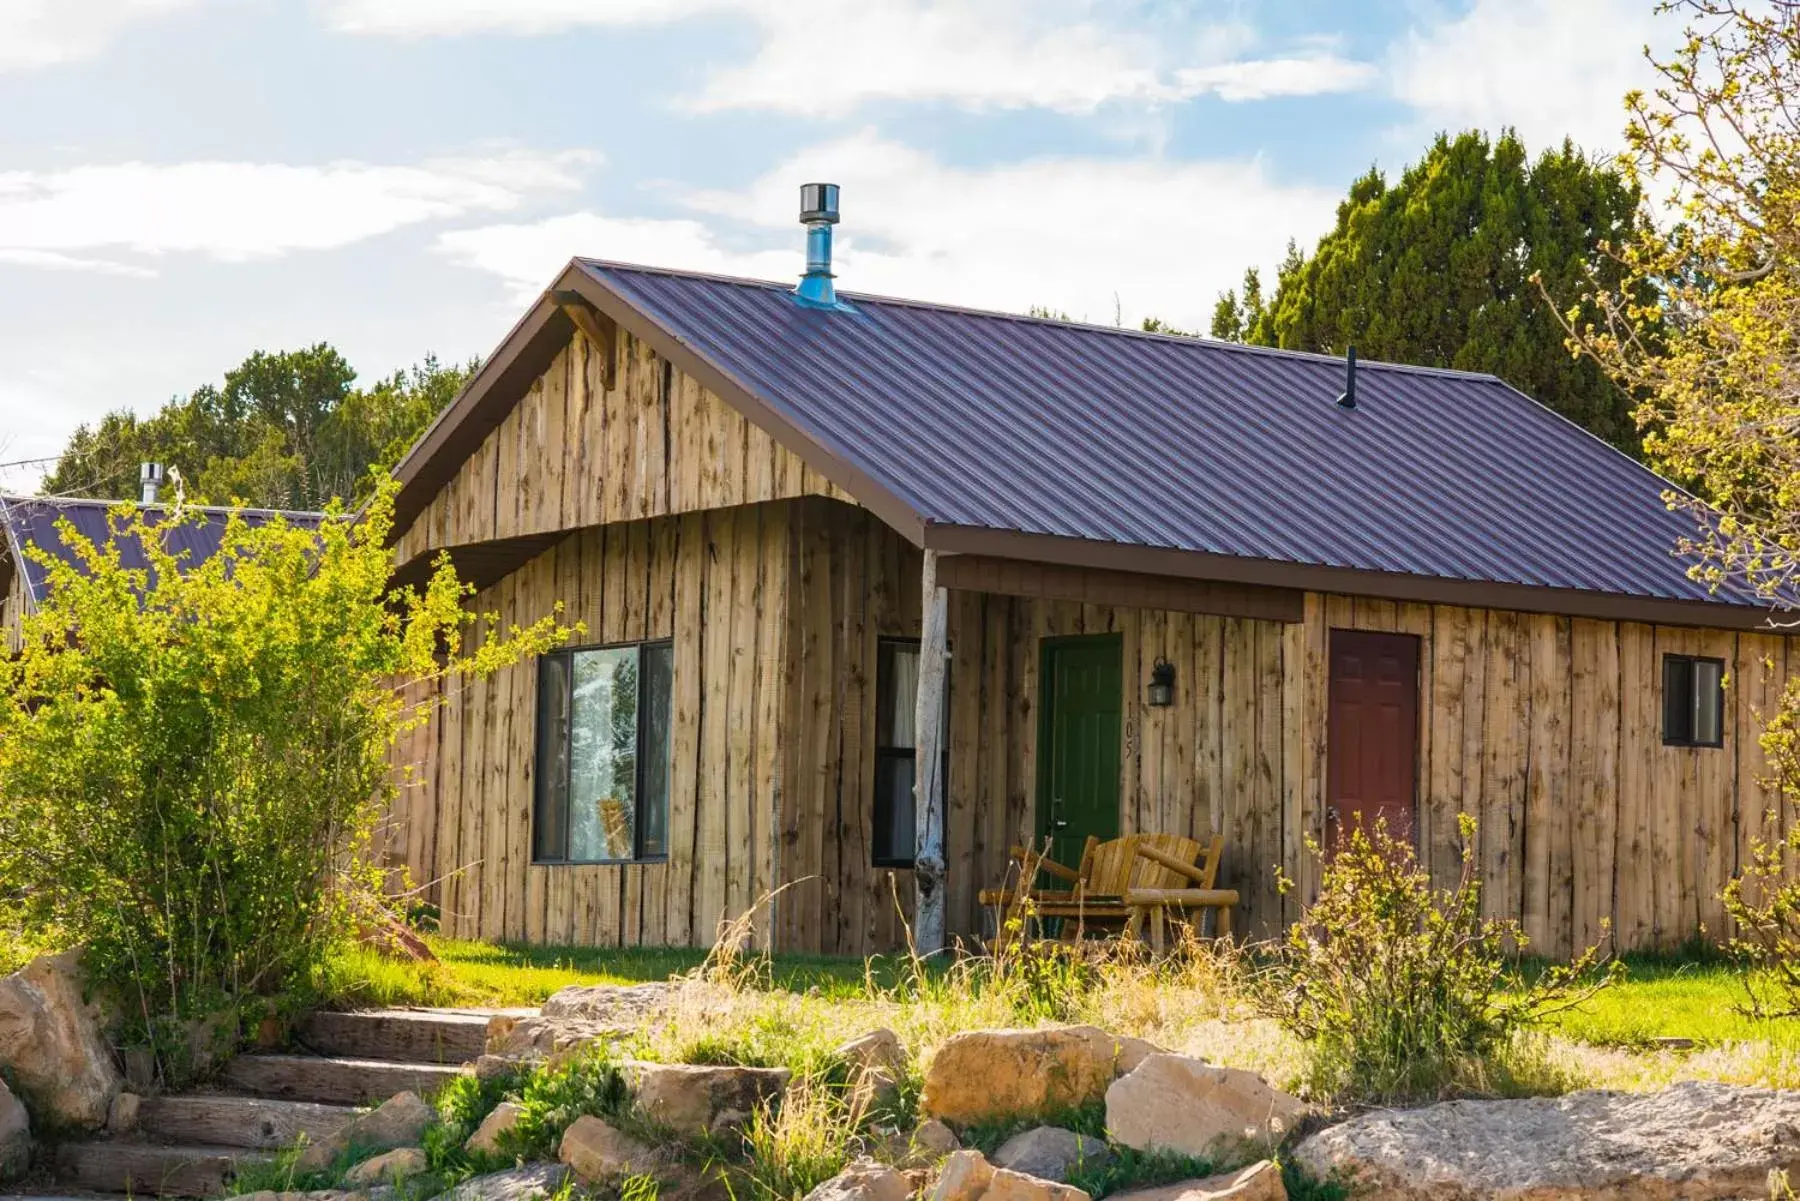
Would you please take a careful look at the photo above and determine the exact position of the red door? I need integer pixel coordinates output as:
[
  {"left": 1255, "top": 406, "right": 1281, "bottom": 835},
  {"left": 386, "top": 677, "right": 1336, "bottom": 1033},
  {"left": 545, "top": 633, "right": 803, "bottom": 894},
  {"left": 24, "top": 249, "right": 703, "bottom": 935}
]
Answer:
[{"left": 1327, "top": 630, "right": 1420, "bottom": 848}]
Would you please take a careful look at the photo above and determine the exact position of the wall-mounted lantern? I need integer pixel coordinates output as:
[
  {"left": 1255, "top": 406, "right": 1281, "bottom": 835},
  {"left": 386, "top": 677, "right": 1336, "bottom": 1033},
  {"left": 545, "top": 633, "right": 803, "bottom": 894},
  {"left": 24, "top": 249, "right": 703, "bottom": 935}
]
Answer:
[{"left": 1147, "top": 658, "right": 1176, "bottom": 707}]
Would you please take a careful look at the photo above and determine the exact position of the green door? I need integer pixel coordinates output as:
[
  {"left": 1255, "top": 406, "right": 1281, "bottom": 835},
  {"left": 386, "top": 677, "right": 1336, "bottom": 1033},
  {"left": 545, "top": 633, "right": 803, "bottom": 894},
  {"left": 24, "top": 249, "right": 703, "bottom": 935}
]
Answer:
[{"left": 1036, "top": 635, "right": 1124, "bottom": 868}]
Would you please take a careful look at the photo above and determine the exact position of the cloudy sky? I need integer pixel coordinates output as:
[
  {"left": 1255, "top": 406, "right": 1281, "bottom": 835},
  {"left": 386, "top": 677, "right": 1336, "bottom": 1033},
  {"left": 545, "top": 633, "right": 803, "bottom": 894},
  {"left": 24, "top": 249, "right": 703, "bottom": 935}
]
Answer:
[{"left": 0, "top": 0, "right": 1665, "bottom": 489}]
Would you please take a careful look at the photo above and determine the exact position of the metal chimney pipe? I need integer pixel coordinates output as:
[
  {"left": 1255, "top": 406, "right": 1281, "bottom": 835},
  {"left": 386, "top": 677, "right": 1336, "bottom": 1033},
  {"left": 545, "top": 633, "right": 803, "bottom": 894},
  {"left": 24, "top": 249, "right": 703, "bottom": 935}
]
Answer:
[
  {"left": 795, "top": 182, "right": 841, "bottom": 307},
  {"left": 140, "top": 462, "right": 165, "bottom": 504},
  {"left": 1336, "top": 345, "right": 1358, "bottom": 409}
]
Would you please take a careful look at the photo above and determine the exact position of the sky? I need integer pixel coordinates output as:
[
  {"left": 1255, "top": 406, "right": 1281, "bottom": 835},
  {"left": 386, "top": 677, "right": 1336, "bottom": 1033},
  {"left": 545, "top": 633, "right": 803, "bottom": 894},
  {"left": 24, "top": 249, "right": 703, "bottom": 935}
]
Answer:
[{"left": 0, "top": 0, "right": 1669, "bottom": 491}]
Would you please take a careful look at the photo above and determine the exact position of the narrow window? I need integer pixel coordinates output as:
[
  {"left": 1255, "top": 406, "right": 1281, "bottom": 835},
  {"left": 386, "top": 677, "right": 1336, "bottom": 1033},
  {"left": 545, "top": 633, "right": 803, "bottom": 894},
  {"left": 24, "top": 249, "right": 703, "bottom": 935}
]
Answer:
[
  {"left": 874, "top": 638, "right": 949, "bottom": 868},
  {"left": 1662, "top": 653, "right": 1725, "bottom": 748},
  {"left": 534, "top": 641, "right": 674, "bottom": 863}
]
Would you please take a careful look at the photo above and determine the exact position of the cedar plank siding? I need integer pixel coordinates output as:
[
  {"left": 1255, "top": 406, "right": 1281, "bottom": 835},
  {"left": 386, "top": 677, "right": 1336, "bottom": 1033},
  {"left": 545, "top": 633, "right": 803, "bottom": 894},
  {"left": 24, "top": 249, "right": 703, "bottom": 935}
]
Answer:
[{"left": 387, "top": 330, "right": 1800, "bottom": 958}]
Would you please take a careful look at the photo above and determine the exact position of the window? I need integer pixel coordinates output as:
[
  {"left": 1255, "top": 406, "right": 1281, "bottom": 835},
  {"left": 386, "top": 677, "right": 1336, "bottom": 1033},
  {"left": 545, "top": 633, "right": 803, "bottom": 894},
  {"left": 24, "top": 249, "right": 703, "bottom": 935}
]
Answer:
[
  {"left": 1663, "top": 653, "right": 1725, "bottom": 748},
  {"left": 873, "top": 638, "right": 949, "bottom": 868},
  {"left": 534, "top": 641, "right": 673, "bottom": 863}
]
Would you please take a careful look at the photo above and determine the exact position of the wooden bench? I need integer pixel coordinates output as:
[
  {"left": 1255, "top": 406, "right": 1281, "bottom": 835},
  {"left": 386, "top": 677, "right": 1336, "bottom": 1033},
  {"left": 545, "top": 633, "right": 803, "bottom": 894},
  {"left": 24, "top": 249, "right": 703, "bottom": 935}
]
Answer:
[
  {"left": 979, "top": 833, "right": 1228, "bottom": 946},
  {"left": 1124, "top": 838, "right": 1238, "bottom": 950}
]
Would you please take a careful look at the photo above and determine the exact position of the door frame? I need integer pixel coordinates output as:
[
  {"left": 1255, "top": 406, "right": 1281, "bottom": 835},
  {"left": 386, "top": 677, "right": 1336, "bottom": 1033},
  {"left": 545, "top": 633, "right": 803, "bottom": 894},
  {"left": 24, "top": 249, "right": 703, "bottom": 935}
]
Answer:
[
  {"left": 1325, "top": 627, "right": 1423, "bottom": 850},
  {"left": 1033, "top": 633, "right": 1125, "bottom": 853}
]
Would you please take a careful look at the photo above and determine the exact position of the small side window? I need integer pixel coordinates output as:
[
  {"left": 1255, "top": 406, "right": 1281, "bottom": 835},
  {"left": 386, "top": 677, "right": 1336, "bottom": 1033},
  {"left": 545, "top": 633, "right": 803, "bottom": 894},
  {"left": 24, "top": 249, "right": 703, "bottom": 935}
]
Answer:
[{"left": 1662, "top": 653, "right": 1725, "bottom": 748}]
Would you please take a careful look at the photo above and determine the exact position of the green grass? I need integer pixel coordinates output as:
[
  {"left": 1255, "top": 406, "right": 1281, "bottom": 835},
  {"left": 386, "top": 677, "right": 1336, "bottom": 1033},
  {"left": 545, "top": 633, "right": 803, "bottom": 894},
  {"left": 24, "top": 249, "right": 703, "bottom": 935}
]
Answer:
[
  {"left": 1538, "top": 953, "right": 1800, "bottom": 1050},
  {"left": 313, "top": 935, "right": 893, "bottom": 1009}
]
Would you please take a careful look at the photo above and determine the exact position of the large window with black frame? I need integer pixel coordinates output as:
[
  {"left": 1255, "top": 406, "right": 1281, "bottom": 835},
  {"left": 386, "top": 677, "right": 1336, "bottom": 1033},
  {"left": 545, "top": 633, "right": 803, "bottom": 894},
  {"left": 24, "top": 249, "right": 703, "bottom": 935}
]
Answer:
[
  {"left": 534, "top": 640, "right": 673, "bottom": 863},
  {"left": 873, "top": 637, "right": 949, "bottom": 868}
]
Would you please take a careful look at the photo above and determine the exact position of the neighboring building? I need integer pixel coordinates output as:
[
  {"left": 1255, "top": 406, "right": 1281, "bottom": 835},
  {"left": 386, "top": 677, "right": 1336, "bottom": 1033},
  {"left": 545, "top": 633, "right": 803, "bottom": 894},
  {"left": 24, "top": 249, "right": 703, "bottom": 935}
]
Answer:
[
  {"left": 383, "top": 200, "right": 1797, "bottom": 959},
  {"left": 0, "top": 489, "right": 323, "bottom": 652}
]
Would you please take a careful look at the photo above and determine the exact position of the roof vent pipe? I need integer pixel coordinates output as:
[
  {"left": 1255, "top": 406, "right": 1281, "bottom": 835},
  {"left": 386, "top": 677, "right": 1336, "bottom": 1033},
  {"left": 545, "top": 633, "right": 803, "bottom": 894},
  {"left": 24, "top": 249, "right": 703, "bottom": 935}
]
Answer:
[
  {"left": 1336, "top": 345, "right": 1357, "bottom": 409},
  {"left": 140, "top": 462, "right": 165, "bottom": 505},
  {"left": 795, "top": 182, "right": 841, "bottom": 308}
]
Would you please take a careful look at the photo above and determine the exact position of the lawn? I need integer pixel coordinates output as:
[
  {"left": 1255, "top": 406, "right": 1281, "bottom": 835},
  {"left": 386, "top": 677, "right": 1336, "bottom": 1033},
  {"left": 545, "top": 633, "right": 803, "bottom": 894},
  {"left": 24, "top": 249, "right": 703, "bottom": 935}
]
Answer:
[{"left": 314, "top": 935, "right": 1800, "bottom": 1094}]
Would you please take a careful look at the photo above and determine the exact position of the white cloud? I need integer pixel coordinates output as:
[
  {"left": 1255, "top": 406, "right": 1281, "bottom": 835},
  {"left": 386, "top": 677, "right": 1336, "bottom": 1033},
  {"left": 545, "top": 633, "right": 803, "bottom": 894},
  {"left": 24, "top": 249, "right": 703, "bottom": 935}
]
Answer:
[
  {"left": 0, "top": 0, "right": 197, "bottom": 70},
  {"left": 1390, "top": 0, "right": 1664, "bottom": 155},
  {"left": 436, "top": 131, "right": 1340, "bottom": 333},
  {"left": 0, "top": 151, "right": 593, "bottom": 274},
  {"left": 322, "top": 0, "right": 1376, "bottom": 114}
]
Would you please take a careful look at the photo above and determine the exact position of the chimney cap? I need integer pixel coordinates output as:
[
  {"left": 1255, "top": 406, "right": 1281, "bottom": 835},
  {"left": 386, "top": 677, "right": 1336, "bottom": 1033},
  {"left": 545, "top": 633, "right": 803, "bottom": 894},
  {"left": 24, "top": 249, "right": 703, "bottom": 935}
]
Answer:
[
  {"left": 800, "top": 182, "right": 840, "bottom": 225},
  {"left": 139, "top": 461, "right": 165, "bottom": 504}
]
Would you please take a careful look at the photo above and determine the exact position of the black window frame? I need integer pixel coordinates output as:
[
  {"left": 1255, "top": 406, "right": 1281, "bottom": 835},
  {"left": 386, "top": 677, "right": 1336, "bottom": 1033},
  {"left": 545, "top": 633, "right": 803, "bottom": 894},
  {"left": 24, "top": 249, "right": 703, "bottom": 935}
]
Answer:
[
  {"left": 873, "top": 636, "right": 949, "bottom": 869},
  {"left": 533, "top": 638, "right": 674, "bottom": 865},
  {"left": 1662, "top": 653, "right": 1726, "bottom": 749}
]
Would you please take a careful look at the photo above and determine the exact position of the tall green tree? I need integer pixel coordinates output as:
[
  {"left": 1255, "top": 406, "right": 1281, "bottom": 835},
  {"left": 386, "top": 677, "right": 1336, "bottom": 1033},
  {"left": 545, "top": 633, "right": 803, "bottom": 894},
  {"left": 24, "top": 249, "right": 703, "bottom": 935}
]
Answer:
[
  {"left": 1214, "top": 130, "right": 1650, "bottom": 453},
  {"left": 43, "top": 348, "right": 474, "bottom": 510}
]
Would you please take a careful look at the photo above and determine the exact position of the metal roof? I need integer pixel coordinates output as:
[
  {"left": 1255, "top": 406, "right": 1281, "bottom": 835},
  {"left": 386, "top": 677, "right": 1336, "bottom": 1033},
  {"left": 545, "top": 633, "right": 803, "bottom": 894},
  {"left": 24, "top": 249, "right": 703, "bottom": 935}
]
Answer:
[
  {"left": 574, "top": 259, "right": 1750, "bottom": 610},
  {"left": 0, "top": 495, "right": 324, "bottom": 609}
]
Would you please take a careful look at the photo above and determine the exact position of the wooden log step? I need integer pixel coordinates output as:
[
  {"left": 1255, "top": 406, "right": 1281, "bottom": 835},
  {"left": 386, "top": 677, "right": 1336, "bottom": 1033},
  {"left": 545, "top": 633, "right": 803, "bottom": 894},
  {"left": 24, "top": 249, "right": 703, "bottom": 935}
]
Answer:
[
  {"left": 53, "top": 1139, "right": 273, "bottom": 1198},
  {"left": 220, "top": 1053, "right": 467, "bottom": 1106},
  {"left": 298, "top": 1008, "right": 492, "bottom": 1064},
  {"left": 137, "top": 1093, "right": 359, "bottom": 1150}
]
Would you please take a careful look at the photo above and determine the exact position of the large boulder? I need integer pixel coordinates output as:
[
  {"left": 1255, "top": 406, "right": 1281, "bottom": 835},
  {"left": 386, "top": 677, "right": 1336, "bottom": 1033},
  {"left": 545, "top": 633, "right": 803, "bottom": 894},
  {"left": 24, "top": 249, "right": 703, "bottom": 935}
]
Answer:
[
  {"left": 993, "top": 1127, "right": 1111, "bottom": 1183},
  {"left": 1293, "top": 1080, "right": 1800, "bottom": 1200},
  {"left": 0, "top": 951, "right": 121, "bottom": 1130},
  {"left": 1109, "top": 1162, "right": 1285, "bottom": 1201},
  {"left": 542, "top": 982, "right": 673, "bottom": 1022},
  {"left": 922, "top": 1027, "right": 1157, "bottom": 1126},
  {"left": 929, "top": 1150, "right": 1091, "bottom": 1201},
  {"left": 297, "top": 1090, "right": 434, "bottom": 1172},
  {"left": 427, "top": 1164, "right": 573, "bottom": 1201},
  {"left": 0, "top": 1078, "right": 28, "bottom": 1181},
  {"left": 1106, "top": 1054, "right": 1304, "bottom": 1160},
  {"left": 559, "top": 1114, "right": 660, "bottom": 1181},
  {"left": 805, "top": 1158, "right": 914, "bottom": 1201},
  {"left": 630, "top": 1062, "right": 790, "bottom": 1136}
]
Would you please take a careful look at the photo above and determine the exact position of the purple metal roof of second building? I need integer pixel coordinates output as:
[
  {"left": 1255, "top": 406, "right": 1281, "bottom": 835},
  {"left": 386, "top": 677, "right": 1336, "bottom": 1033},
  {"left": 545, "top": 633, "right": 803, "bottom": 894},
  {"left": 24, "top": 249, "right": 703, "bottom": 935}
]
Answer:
[
  {"left": 0, "top": 496, "right": 324, "bottom": 608},
  {"left": 578, "top": 259, "right": 1744, "bottom": 609}
]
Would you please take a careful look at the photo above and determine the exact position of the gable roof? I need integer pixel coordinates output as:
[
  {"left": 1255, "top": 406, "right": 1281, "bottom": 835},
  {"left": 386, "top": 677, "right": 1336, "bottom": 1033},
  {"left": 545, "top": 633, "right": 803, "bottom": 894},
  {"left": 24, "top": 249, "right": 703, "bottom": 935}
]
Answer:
[
  {"left": 392, "top": 258, "right": 1780, "bottom": 630},
  {"left": 0, "top": 495, "right": 324, "bottom": 611}
]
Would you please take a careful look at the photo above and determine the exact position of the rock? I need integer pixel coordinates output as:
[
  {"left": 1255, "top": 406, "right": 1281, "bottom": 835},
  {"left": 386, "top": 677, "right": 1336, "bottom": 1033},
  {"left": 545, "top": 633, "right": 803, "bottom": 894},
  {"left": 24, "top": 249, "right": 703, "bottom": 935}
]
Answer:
[
  {"left": 921, "top": 1026, "right": 1152, "bottom": 1126},
  {"left": 836, "top": 1029, "right": 908, "bottom": 1076},
  {"left": 107, "top": 1090, "right": 141, "bottom": 1134},
  {"left": 993, "top": 1126, "right": 1111, "bottom": 1183},
  {"left": 487, "top": 1015, "right": 628, "bottom": 1059},
  {"left": 297, "top": 1090, "right": 436, "bottom": 1171},
  {"left": 930, "top": 1150, "right": 996, "bottom": 1201},
  {"left": 559, "top": 1114, "right": 659, "bottom": 1181},
  {"left": 542, "top": 982, "right": 673, "bottom": 1022},
  {"left": 928, "top": 1150, "right": 1091, "bottom": 1201},
  {"left": 466, "top": 1100, "right": 524, "bottom": 1156},
  {"left": 805, "top": 1158, "right": 914, "bottom": 1201},
  {"left": 474, "top": 1053, "right": 522, "bottom": 1081},
  {"left": 426, "top": 1164, "right": 573, "bottom": 1201},
  {"left": 0, "top": 950, "right": 122, "bottom": 1130},
  {"left": 1293, "top": 1079, "right": 1800, "bottom": 1200},
  {"left": 709, "top": 1107, "right": 751, "bottom": 1136},
  {"left": 630, "top": 1062, "right": 790, "bottom": 1136},
  {"left": 345, "top": 1147, "right": 428, "bottom": 1187},
  {"left": 1106, "top": 1054, "right": 1304, "bottom": 1159},
  {"left": 1108, "top": 1162, "right": 1285, "bottom": 1201},
  {"left": 910, "top": 1118, "right": 962, "bottom": 1160},
  {"left": 0, "top": 1078, "right": 28, "bottom": 1181}
]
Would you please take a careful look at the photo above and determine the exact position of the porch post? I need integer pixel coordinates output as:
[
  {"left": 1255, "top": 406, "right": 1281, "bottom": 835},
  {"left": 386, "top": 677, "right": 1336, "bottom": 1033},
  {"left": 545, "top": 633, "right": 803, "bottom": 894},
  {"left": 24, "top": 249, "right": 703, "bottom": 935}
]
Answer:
[{"left": 913, "top": 549, "right": 949, "bottom": 954}]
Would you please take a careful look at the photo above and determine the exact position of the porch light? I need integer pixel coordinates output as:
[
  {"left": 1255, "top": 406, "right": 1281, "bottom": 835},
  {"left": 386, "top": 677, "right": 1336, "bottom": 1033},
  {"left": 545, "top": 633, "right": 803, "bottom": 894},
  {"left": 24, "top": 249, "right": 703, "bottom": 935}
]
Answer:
[{"left": 1147, "top": 658, "right": 1176, "bottom": 707}]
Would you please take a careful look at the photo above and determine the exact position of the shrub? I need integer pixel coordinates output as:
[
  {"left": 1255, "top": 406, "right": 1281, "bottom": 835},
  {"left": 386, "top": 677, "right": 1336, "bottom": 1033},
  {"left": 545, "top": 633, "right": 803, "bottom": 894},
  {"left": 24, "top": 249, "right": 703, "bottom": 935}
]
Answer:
[
  {"left": 1258, "top": 816, "right": 1612, "bottom": 1103},
  {"left": 497, "top": 1046, "right": 632, "bottom": 1161},
  {"left": 0, "top": 479, "right": 568, "bottom": 1077}
]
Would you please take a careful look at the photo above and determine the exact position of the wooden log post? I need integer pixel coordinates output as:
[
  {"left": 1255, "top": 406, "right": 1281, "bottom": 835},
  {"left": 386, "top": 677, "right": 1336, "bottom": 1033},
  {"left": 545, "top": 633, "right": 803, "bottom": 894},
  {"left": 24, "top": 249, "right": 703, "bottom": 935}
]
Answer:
[{"left": 914, "top": 549, "right": 950, "bottom": 954}]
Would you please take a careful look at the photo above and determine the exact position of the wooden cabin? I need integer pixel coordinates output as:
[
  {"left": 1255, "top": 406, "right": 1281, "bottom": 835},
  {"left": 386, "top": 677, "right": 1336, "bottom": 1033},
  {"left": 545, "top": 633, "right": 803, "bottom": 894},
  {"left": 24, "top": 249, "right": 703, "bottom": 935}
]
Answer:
[{"left": 382, "top": 253, "right": 1799, "bottom": 962}]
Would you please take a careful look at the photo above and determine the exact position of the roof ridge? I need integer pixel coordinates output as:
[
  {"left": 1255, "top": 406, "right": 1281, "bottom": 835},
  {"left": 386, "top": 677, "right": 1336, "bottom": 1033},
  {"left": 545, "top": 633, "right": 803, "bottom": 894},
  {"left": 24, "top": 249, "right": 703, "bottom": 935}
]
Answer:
[{"left": 578, "top": 257, "right": 1507, "bottom": 384}]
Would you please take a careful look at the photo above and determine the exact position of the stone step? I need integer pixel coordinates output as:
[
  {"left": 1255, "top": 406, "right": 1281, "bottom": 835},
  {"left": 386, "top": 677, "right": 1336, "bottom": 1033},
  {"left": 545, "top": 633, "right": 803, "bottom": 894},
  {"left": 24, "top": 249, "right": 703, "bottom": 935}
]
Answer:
[
  {"left": 298, "top": 1008, "right": 492, "bottom": 1064},
  {"left": 137, "top": 1093, "right": 359, "bottom": 1150},
  {"left": 52, "top": 1140, "right": 272, "bottom": 1198},
  {"left": 220, "top": 1053, "right": 466, "bottom": 1106}
]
